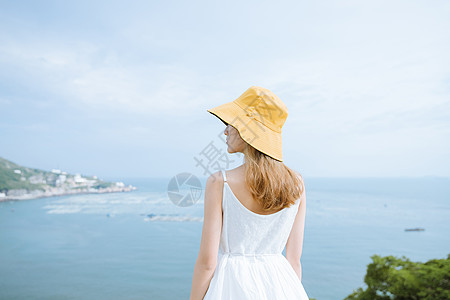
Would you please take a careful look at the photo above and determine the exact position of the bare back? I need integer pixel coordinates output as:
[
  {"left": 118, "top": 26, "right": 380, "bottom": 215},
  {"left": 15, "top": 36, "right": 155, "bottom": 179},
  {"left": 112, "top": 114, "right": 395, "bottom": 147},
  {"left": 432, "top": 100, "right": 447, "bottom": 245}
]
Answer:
[{"left": 224, "top": 165, "right": 284, "bottom": 216}]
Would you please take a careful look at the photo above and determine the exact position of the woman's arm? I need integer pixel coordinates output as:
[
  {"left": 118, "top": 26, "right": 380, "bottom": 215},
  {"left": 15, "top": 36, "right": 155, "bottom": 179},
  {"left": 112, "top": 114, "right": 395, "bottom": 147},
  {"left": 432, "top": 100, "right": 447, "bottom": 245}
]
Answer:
[
  {"left": 189, "top": 171, "right": 223, "bottom": 300},
  {"left": 285, "top": 179, "right": 307, "bottom": 282},
  {"left": 289, "top": 259, "right": 303, "bottom": 282}
]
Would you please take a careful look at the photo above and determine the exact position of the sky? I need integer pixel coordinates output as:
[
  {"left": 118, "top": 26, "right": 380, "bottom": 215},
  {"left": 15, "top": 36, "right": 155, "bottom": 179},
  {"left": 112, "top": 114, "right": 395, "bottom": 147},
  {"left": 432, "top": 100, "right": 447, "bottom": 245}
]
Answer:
[{"left": 0, "top": 0, "right": 449, "bottom": 179}]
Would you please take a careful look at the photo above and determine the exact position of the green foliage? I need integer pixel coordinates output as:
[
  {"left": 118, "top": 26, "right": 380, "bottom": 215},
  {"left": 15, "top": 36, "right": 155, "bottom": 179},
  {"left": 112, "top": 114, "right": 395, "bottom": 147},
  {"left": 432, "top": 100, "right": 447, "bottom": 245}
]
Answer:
[
  {"left": 93, "top": 182, "right": 113, "bottom": 189},
  {"left": 345, "top": 254, "right": 450, "bottom": 300},
  {"left": 0, "top": 157, "right": 46, "bottom": 192},
  {"left": 0, "top": 157, "right": 112, "bottom": 193}
]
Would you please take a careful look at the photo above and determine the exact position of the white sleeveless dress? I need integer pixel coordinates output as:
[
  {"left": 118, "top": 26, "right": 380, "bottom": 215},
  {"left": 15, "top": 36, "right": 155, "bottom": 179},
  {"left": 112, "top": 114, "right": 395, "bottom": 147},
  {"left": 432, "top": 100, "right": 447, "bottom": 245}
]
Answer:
[{"left": 203, "top": 169, "right": 309, "bottom": 300}]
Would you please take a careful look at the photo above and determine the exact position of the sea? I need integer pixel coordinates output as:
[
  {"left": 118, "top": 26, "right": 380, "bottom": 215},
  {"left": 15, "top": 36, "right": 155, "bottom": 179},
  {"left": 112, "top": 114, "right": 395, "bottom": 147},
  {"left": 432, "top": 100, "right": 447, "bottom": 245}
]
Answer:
[{"left": 0, "top": 176, "right": 449, "bottom": 300}]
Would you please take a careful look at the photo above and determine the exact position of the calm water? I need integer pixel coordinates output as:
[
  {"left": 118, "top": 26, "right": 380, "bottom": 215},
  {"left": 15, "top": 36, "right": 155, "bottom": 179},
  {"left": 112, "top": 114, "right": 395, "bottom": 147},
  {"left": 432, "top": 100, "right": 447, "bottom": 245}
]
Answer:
[{"left": 1, "top": 177, "right": 449, "bottom": 300}]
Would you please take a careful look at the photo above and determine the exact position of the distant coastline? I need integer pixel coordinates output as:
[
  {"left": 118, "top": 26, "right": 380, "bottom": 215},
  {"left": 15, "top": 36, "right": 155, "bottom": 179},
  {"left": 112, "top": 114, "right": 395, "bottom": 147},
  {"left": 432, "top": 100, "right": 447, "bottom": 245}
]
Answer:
[
  {"left": 0, "top": 185, "right": 137, "bottom": 202},
  {"left": 0, "top": 157, "right": 137, "bottom": 202}
]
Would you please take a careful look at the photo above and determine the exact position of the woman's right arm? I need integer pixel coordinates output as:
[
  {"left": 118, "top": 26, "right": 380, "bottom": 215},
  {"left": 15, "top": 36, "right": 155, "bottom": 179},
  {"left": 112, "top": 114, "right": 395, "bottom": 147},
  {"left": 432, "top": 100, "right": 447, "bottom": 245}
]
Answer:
[{"left": 285, "top": 181, "right": 307, "bottom": 282}]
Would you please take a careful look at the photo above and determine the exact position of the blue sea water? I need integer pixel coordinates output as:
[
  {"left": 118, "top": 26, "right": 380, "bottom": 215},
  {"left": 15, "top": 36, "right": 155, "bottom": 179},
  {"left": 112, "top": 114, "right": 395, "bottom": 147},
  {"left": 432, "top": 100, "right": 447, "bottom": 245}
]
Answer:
[{"left": 0, "top": 177, "right": 449, "bottom": 300}]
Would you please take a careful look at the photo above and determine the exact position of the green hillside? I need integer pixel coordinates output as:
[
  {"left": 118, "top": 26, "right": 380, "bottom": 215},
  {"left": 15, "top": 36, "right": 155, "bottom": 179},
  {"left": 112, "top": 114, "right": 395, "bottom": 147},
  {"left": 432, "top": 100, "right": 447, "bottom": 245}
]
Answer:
[
  {"left": 0, "top": 157, "right": 113, "bottom": 193},
  {"left": 0, "top": 157, "right": 47, "bottom": 192}
]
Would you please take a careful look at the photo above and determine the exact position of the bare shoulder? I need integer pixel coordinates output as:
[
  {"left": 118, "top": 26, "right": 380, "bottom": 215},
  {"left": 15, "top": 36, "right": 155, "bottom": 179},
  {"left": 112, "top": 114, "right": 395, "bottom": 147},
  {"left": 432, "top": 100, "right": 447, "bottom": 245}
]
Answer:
[
  {"left": 206, "top": 170, "right": 224, "bottom": 186},
  {"left": 290, "top": 169, "right": 306, "bottom": 201},
  {"left": 224, "top": 165, "right": 245, "bottom": 181},
  {"left": 290, "top": 169, "right": 305, "bottom": 185},
  {"left": 204, "top": 171, "right": 224, "bottom": 209},
  {"left": 205, "top": 171, "right": 225, "bottom": 198}
]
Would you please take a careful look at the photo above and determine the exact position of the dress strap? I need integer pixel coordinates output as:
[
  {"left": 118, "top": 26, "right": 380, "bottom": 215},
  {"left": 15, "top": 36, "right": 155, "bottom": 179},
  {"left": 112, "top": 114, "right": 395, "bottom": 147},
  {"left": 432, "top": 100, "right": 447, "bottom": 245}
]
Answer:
[{"left": 221, "top": 169, "right": 227, "bottom": 182}]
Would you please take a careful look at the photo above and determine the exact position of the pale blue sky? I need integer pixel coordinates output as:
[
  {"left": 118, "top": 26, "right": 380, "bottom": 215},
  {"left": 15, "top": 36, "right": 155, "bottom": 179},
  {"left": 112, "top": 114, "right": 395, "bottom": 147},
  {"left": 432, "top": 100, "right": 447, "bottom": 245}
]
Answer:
[{"left": 0, "top": 0, "right": 449, "bottom": 179}]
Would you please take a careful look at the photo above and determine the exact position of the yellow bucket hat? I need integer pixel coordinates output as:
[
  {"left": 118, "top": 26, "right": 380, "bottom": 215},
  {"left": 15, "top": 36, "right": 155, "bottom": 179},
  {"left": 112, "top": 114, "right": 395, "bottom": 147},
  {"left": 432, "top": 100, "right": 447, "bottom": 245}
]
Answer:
[{"left": 207, "top": 86, "right": 288, "bottom": 162}]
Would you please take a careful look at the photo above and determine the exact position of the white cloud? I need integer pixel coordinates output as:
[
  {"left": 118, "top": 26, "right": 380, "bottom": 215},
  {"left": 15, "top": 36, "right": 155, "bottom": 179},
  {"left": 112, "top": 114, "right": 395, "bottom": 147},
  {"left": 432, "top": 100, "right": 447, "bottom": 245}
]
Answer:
[{"left": 0, "top": 0, "right": 449, "bottom": 177}]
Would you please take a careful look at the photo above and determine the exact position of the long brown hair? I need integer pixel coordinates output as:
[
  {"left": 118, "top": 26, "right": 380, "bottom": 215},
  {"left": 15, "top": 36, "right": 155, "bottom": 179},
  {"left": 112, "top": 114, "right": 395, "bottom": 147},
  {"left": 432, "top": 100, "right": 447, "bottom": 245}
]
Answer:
[{"left": 242, "top": 143, "right": 305, "bottom": 212}]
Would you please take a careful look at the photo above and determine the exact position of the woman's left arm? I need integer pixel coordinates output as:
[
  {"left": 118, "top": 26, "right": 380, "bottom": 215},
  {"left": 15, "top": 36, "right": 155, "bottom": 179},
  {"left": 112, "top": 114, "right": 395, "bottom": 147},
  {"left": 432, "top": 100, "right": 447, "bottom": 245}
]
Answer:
[{"left": 189, "top": 171, "right": 223, "bottom": 300}]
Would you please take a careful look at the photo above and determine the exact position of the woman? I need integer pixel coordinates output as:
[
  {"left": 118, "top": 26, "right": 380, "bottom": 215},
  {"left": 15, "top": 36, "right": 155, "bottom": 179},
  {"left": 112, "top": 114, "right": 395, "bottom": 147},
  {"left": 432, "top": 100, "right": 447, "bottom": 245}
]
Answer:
[{"left": 189, "top": 86, "right": 309, "bottom": 300}]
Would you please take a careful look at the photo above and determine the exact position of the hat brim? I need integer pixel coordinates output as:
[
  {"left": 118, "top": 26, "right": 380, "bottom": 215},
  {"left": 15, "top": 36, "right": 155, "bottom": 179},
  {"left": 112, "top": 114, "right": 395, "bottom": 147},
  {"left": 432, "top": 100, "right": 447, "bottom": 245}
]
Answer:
[{"left": 207, "top": 101, "right": 283, "bottom": 162}]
